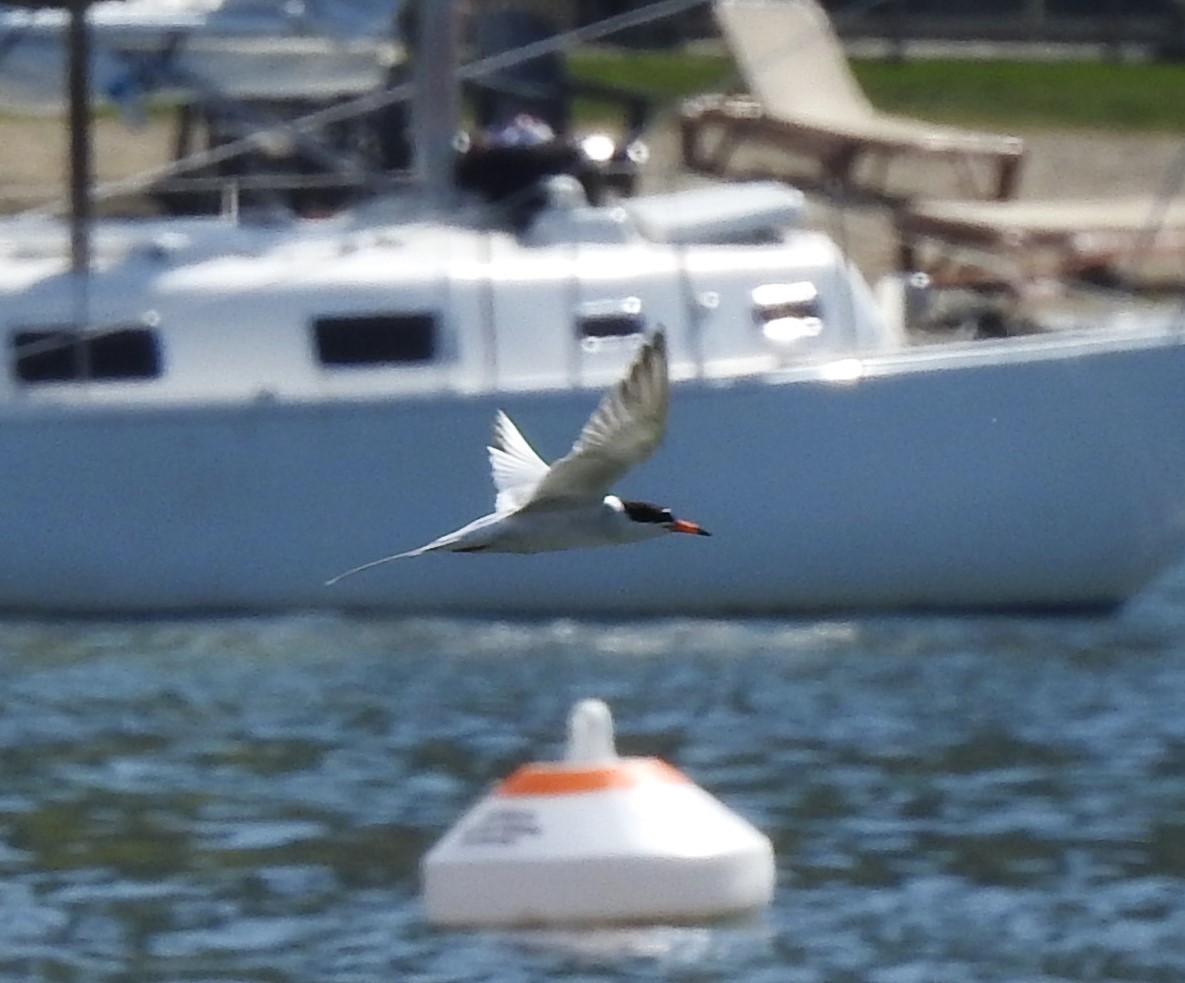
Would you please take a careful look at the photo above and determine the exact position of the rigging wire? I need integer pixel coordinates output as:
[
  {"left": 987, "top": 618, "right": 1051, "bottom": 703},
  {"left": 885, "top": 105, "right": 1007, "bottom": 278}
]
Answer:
[
  {"left": 24, "top": 0, "right": 717, "bottom": 217},
  {"left": 14, "top": 0, "right": 1185, "bottom": 331}
]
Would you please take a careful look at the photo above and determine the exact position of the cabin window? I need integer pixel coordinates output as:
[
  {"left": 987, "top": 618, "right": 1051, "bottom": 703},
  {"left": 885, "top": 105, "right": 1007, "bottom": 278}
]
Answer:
[
  {"left": 579, "top": 313, "right": 644, "bottom": 340},
  {"left": 10, "top": 325, "right": 162, "bottom": 384},
  {"left": 751, "top": 281, "right": 823, "bottom": 345},
  {"left": 313, "top": 313, "right": 437, "bottom": 367},
  {"left": 577, "top": 297, "right": 644, "bottom": 342}
]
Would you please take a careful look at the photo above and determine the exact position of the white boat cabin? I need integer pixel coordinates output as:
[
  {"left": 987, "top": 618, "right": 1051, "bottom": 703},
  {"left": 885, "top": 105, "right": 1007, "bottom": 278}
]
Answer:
[{"left": 0, "top": 180, "right": 899, "bottom": 409}]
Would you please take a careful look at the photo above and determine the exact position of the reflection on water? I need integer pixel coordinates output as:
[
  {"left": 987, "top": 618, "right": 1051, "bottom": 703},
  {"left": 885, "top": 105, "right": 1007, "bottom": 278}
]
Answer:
[{"left": 2, "top": 570, "right": 1185, "bottom": 980}]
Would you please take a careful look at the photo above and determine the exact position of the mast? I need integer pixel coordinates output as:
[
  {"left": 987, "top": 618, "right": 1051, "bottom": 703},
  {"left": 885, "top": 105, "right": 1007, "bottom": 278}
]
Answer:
[
  {"left": 13, "top": 0, "right": 101, "bottom": 316},
  {"left": 411, "top": 0, "right": 461, "bottom": 209},
  {"left": 66, "top": 0, "right": 92, "bottom": 281}
]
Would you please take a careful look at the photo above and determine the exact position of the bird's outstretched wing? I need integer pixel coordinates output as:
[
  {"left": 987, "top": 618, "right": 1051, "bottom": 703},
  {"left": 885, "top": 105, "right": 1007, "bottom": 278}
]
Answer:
[
  {"left": 524, "top": 330, "right": 669, "bottom": 509},
  {"left": 487, "top": 409, "right": 551, "bottom": 513}
]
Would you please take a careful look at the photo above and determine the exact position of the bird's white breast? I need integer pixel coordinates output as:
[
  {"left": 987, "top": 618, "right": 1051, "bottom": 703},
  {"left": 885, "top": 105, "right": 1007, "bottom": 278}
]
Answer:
[{"left": 486, "top": 499, "right": 665, "bottom": 553}]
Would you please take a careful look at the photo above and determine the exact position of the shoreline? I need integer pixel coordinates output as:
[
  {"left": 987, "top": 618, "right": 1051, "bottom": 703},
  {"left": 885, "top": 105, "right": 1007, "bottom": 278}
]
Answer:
[{"left": 4, "top": 113, "right": 1184, "bottom": 284}]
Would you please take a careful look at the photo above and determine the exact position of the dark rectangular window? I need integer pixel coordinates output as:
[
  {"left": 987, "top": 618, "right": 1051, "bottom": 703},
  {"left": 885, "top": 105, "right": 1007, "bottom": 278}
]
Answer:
[
  {"left": 11, "top": 326, "right": 161, "bottom": 383},
  {"left": 578, "top": 313, "right": 644, "bottom": 339},
  {"left": 314, "top": 313, "right": 437, "bottom": 367}
]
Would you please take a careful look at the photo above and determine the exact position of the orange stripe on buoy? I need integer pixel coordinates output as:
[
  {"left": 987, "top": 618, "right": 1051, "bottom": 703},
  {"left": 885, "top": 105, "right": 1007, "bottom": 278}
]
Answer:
[{"left": 495, "top": 758, "right": 690, "bottom": 797}]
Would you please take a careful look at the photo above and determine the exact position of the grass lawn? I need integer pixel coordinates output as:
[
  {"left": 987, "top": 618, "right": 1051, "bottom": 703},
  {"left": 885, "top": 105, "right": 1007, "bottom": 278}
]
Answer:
[{"left": 569, "top": 49, "right": 1185, "bottom": 132}]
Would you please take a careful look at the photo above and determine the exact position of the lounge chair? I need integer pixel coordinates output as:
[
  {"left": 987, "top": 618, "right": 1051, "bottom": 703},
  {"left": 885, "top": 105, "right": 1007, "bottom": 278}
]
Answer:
[
  {"left": 897, "top": 195, "right": 1185, "bottom": 287},
  {"left": 680, "top": 0, "right": 1025, "bottom": 201}
]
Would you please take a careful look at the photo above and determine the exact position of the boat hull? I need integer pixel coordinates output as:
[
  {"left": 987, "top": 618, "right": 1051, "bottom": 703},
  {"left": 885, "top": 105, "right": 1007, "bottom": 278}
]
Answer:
[{"left": 2, "top": 329, "right": 1184, "bottom": 615}]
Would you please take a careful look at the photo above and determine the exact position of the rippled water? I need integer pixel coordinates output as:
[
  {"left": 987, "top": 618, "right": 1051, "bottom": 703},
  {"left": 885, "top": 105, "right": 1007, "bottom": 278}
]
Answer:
[{"left": 3, "top": 569, "right": 1185, "bottom": 982}]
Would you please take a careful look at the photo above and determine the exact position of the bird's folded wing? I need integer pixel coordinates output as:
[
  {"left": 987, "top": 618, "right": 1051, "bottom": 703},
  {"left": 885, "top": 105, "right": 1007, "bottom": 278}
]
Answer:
[
  {"left": 488, "top": 409, "right": 551, "bottom": 512},
  {"left": 525, "top": 331, "right": 669, "bottom": 508}
]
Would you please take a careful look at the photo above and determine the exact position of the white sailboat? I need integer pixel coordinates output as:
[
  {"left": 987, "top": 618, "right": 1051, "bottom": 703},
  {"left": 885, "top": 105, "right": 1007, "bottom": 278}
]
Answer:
[
  {"left": 0, "top": 0, "right": 397, "bottom": 111},
  {"left": 1, "top": 0, "right": 1185, "bottom": 615}
]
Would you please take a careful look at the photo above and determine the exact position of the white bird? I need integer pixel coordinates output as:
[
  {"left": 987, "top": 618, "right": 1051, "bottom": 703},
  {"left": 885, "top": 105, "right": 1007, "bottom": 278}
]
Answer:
[{"left": 326, "top": 330, "right": 709, "bottom": 585}]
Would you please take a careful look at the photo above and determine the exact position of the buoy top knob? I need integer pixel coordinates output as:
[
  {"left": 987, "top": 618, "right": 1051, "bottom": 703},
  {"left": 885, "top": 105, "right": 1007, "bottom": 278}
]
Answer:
[{"left": 565, "top": 698, "right": 617, "bottom": 765}]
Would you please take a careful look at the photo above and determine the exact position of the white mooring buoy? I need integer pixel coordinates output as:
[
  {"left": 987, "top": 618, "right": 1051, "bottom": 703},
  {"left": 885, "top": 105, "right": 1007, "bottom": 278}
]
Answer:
[{"left": 421, "top": 698, "right": 775, "bottom": 928}]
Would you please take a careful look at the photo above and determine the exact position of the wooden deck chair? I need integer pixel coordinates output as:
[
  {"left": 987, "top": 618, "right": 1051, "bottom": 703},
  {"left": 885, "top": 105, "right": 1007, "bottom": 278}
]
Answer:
[
  {"left": 897, "top": 195, "right": 1185, "bottom": 288},
  {"left": 680, "top": 0, "right": 1025, "bottom": 201}
]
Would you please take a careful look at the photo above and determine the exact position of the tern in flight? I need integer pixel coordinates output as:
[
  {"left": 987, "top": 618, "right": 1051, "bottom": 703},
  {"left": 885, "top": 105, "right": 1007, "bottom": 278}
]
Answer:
[{"left": 326, "top": 330, "right": 710, "bottom": 585}]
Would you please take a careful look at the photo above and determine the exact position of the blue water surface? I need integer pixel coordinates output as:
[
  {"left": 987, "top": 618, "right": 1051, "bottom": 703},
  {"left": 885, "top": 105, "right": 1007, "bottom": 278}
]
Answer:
[{"left": 1, "top": 565, "right": 1185, "bottom": 981}]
